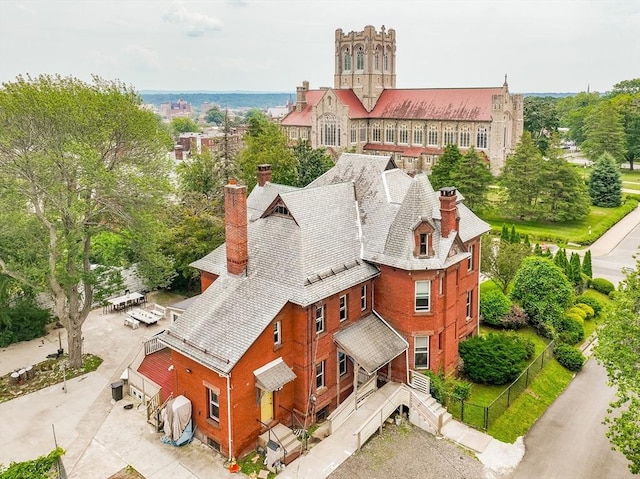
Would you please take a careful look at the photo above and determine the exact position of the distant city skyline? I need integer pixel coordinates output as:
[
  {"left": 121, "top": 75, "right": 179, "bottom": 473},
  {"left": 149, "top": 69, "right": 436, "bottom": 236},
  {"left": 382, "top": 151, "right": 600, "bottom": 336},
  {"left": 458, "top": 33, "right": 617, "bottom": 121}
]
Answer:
[{"left": 1, "top": 0, "right": 639, "bottom": 94}]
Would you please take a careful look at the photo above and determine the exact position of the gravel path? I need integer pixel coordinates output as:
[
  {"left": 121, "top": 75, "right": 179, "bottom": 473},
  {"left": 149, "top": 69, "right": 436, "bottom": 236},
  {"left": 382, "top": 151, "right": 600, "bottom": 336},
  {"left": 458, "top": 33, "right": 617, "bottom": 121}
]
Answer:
[{"left": 328, "top": 420, "right": 498, "bottom": 479}]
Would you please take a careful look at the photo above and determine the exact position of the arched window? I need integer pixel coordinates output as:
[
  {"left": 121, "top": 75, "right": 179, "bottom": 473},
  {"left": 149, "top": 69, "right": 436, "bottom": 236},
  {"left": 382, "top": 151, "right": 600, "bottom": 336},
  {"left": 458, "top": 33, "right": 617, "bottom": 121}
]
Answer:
[
  {"left": 374, "top": 47, "right": 380, "bottom": 70},
  {"left": 444, "top": 125, "right": 456, "bottom": 145},
  {"left": 343, "top": 48, "right": 351, "bottom": 71},
  {"left": 459, "top": 126, "right": 470, "bottom": 147},
  {"left": 477, "top": 126, "right": 488, "bottom": 148},
  {"left": 413, "top": 125, "right": 424, "bottom": 145},
  {"left": 350, "top": 123, "right": 357, "bottom": 144},
  {"left": 398, "top": 124, "right": 408, "bottom": 144},
  {"left": 428, "top": 125, "right": 438, "bottom": 146},
  {"left": 356, "top": 47, "right": 364, "bottom": 70},
  {"left": 320, "top": 114, "right": 340, "bottom": 147},
  {"left": 372, "top": 123, "right": 381, "bottom": 142},
  {"left": 359, "top": 122, "right": 367, "bottom": 142},
  {"left": 385, "top": 123, "right": 395, "bottom": 143}
]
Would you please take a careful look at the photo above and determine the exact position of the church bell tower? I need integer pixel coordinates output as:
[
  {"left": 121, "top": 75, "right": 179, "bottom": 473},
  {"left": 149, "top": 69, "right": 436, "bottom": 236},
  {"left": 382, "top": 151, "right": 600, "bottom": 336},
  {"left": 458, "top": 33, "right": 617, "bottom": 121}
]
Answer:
[{"left": 334, "top": 25, "right": 396, "bottom": 112}]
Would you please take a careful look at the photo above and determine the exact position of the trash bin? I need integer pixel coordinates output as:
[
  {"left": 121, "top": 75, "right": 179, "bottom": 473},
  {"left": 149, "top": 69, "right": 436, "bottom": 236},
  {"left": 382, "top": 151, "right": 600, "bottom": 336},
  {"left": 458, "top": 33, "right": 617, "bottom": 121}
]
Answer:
[{"left": 111, "top": 381, "right": 124, "bottom": 401}]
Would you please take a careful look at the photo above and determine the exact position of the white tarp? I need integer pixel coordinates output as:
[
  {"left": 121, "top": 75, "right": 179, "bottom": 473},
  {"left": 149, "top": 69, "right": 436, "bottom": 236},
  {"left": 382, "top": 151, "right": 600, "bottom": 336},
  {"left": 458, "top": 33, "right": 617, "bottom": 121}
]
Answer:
[{"left": 162, "top": 395, "right": 192, "bottom": 441}]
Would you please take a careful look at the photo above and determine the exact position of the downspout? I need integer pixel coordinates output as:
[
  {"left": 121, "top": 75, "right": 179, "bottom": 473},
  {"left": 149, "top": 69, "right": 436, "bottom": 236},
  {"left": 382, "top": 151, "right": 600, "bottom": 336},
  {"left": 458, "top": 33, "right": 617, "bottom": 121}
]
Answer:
[
  {"left": 405, "top": 348, "right": 410, "bottom": 385},
  {"left": 226, "top": 373, "right": 232, "bottom": 461}
]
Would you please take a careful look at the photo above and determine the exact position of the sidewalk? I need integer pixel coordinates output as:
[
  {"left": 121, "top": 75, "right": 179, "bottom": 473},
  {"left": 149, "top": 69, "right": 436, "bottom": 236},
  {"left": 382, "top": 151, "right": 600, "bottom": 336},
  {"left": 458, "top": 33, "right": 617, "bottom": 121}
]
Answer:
[{"left": 584, "top": 204, "right": 640, "bottom": 258}]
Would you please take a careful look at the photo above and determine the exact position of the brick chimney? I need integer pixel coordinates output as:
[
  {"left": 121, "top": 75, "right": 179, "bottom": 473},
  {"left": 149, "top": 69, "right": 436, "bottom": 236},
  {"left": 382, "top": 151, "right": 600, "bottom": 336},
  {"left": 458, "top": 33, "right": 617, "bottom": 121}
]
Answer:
[
  {"left": 257, "top": 164, "right": 272, "bottom": 187},
  {"left": 224, "top": 180, "right": 248, "bottom": 276},
  {"left": 439, "top": 187, "right": 459, "bottom": 238},
  {"left": 174, "top": 144, "right": 184, "bottom": 161}
]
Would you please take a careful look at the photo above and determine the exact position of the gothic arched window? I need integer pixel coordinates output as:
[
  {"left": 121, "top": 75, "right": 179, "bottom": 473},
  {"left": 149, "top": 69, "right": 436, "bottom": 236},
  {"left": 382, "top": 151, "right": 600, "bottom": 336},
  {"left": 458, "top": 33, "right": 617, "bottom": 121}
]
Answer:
[
  {"left": 374, "top": 47, "right": 380, "bottom": 70},
  {"left": 320, "top": 114, "right": 340, "bottom": 147},
  {"left": 477, "top": 126, "right": 488, "bottom": 148},
  {"left": 428, "top": 125, "right": 438, "bottom": 146},
  {"left": 343, "top": 48, "right": 351, "bottom": 71},
  {"left": 459, "top": 126, "right": 470, "bottom": 147},
  {"left": 413, "top": 125, "right": 424, "bottom": 146},
  {"left": 356, "top": 47, "right": 364, "bottom": 70},
  {"left": 444, "top": 125, "right": 456, "bottom": 145}
]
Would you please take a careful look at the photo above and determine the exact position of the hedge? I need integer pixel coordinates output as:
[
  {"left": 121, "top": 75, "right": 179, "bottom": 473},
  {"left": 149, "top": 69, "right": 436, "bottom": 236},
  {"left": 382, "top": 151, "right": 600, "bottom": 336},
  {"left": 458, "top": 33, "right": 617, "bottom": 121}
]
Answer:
[{"left": 554, "top": 343, "right": 585, "bottom": 371}]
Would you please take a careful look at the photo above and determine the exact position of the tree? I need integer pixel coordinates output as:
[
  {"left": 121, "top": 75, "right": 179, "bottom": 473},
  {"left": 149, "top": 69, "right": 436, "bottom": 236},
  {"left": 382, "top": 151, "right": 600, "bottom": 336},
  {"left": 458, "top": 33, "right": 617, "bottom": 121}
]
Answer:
[
  {"left": 595, "top": 260, "right": 640, "bottom": 474},
  {"left": 510, "top": 257, "right": 574, "bottom": 326},
  {"left": 170, "top": 117, "right": 199, "bottom": 138},
  {"left": 582, "top": 250, "right": 593, "bottom": 278},
  {"left": 538, "top": 136, "right": 590, "bottom": 222},
  {"left": 609, "top": 88, "right": 640, "bottom": 170},
  {"left": 205, "top": 105, "right": 225, "bottom": 125},
  {"left": 569, "top": 252, "right": 583, "bottom": 290},
  {"left": 429, "top": 144, "right": 462, "bottom": 190},
  {"left": 481, "top": 236, "right": 531, "bottom": 294},
  {"left": 237, "top": 112, "right": 297, "bottom": 191},
  {"left": 500, "top": 132, "right": 545, "bottom": 220},
  {"left": 451, "top": 147, "right": 493, "bottom": 211},
  {"left": 556, "top": 91, "right": 601, "bottom": 145},
  {"left": 582, "top": 101, "right": 627, "bottom": 162},
  {"left": 0, "top": 75, "right": 174, "bottom": 367},
  {"left": 523, "top": 96, "right": 560, "bottom": 153},
  {"left": 589, "top": 153, "right": 622, "bottom": 207},
  {"left": 293, "top": 141, "right": 334, "bottom": 187},
  {"left": 609, "top": 78, "right": 640, "bottom": 96}
]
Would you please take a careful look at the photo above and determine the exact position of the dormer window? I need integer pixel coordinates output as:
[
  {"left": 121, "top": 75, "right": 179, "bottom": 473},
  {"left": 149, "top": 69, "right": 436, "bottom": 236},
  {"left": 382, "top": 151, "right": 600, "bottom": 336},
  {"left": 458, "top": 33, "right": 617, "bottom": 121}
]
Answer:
[
  {"left": 275, "top": 205, "right": 289, "bottom": 216},
  {"left": 413, "top": 221, "right": 434, "bottom": 258},
  {"left": 419, "top": 233, "right": 428, "bottom": 255}
]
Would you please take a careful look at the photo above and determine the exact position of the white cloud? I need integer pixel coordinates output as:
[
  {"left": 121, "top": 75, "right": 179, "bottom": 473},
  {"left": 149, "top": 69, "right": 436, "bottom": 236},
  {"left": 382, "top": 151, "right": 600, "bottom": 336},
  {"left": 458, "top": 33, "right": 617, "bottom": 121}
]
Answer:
[
  {"left": 122, "top": 45, "right": 161, "bottom": 71},
  {"left": 162, "top": 1, "right": 223, "bottom": 37}
]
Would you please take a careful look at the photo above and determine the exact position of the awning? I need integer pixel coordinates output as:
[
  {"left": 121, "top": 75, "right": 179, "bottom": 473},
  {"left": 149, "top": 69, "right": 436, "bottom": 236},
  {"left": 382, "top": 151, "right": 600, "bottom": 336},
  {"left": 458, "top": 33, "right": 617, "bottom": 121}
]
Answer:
[
  {"left": 253, "top": 357, "right": 296, "bottom": 392},
  {"left": 334, "top": 313, "right": 408, "bottom": 375}
]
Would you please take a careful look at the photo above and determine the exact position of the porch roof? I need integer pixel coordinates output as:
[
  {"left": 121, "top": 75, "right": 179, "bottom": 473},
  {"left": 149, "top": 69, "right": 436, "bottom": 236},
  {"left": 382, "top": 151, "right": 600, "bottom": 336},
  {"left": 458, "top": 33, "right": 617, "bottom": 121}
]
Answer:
[
  {"left": 334, "top": 313, "right": 408, "bottom": 375},
  {"left": 253, "top": 357, "right": 296, "bottom": 392}
]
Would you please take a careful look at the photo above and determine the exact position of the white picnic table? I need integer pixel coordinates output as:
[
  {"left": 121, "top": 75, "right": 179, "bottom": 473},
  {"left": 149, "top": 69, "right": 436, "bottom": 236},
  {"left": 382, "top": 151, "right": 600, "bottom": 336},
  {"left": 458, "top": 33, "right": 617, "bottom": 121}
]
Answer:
[
  {"left": 107, "top": 292, "right": 145, "bottom": 312},
  {"left": 127, "top": 307, "right": 163, "bottom": 326}
]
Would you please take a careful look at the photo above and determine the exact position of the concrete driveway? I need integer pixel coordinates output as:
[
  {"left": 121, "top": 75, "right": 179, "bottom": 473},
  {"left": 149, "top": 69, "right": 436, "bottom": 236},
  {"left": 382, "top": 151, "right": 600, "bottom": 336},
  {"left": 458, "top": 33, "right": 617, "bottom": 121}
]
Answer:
[{"left": 0, "top": 305, "right": 237, "bottom": 479}]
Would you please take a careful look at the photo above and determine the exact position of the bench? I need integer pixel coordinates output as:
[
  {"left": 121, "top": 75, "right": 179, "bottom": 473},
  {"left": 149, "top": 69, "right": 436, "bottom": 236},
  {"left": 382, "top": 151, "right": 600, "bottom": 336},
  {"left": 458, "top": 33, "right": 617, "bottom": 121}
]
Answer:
[{"left": 124, "top": 316, "right": 140, "bottom": 329}]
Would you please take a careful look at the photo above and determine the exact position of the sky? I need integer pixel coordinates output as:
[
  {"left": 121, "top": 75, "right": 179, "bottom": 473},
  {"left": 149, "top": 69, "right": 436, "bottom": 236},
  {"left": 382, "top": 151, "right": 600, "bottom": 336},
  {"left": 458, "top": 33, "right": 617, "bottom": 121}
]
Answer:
[{"left": 1, "top": 0, "right": 639, "bottom": 94}]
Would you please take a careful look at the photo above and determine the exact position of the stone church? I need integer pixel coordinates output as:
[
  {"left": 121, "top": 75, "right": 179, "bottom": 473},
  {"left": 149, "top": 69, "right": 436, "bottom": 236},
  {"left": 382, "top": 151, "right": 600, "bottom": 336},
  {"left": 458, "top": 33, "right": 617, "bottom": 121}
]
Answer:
[{"left": 281, "top": 25, "right": 524, "bottom": 174}]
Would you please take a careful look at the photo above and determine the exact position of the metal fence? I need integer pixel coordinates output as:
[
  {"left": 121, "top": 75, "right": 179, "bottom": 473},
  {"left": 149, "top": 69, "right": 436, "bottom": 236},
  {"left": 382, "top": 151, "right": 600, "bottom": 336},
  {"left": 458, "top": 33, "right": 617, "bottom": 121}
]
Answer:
[{"left": 448, "top": 340, "right": 555, "bottom": 431}]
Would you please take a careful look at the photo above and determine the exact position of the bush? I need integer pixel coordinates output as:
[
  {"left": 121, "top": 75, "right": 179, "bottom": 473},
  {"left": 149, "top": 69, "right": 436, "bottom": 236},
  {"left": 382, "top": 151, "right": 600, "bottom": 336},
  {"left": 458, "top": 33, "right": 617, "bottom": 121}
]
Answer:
[
  {"left": 575, "top": 294, "right": 603, "bottom": 315},
  {"left": 501, "top": 305, "right": 529, "bottom": 330},
  {"left": 533, "top": 320, "right": 556, "bottom": 339},
  {"left": 590, "top": 277, "right": 615, "bottom": 295},
  {"left": 574, "top": 303, "right": 595, "bottom": 319},
  {"left": 565, "top": 312, "right": 585, "bottom": 326},
  {"left": 424, "top": 370, "right": 471, "bottom": 405},
  {"left": 480, "top": 290, "right": 512, "bottom": 326},
  {"left": 0, "top": 300, "right": 52, "bottom": 348},
  {"left": 459, "top": 333, "right": 534, "bottom": 385},
  {"left": 554, "top": 343, "right": 585, "bottom": 371},
  {"left": 555, "top": 316, "right": 584, "bottom": 345},
  {"left": 567, "top": 306, "right": 587, "bottom": 321}
]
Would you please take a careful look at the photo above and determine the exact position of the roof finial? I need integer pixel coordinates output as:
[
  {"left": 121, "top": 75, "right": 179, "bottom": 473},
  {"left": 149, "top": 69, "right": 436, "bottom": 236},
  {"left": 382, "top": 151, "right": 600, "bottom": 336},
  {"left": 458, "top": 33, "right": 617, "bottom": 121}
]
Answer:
[{"left": 503, "top": 74, "right": 508, "bottom": 87}]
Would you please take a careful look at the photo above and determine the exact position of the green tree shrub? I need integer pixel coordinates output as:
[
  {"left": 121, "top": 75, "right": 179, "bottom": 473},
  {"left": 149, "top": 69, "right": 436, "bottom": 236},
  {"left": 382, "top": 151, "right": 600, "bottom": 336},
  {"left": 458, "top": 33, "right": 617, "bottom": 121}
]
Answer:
[
  {"left": 424, "top": 370, "right": 471, "bottom": 405},
  {"left": 575, "top": 294, "right": 604, "bottom": 315},
  {"left": 459, "top": 333, "right": 534, "bottom": 385},
  {"left": 480, "top": 290, "right": 512, "bottom": 326},
  {"left": 511, "top": 257, "right": 574, "bottom": 326},
  {"left": 574, "top": 303, "right": 595, "bottom": 319},
  {"left": 0, "top": 447, "right": 65, "bottom": 478},
  {"left": 0, "top": 299, "right": 52, "bottom": 348},
  {"left": 591, "top": 278, "right": 615, "bottom": 295},
  {"left": 554, "top": 343, "right": 585, "bottom": 371},
  {"left": 567, "top": 306, "right": 588, "bottom": 322},
  {"left": 555, "top": 316, "right": 585, "bottom": 345},
  {"left": 582, "top": 250, "right": 593, "bottom": 278},
  {"left": 589, "top": 152, "right": 623, "bottom": 207}
]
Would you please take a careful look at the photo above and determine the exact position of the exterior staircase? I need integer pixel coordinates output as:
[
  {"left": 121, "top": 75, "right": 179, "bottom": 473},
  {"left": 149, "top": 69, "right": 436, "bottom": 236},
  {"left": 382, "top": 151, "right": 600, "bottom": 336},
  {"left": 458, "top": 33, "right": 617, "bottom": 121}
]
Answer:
[{"left": 258, "top": 423, "right": 303, "bottom": 471}]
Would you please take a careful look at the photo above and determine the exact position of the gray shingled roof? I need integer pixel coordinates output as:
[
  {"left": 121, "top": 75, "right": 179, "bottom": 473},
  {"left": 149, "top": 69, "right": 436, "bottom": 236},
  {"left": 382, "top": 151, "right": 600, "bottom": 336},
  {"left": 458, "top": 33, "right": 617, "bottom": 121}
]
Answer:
[
  {"left": 254, "top": 357, "right": 296, "bottom": 392},
  {"left": 175, "top": 152, "right": 489, "bottom": 373},
  {"left": 334, "top": 313, "right": 408, "bottom": 374}
]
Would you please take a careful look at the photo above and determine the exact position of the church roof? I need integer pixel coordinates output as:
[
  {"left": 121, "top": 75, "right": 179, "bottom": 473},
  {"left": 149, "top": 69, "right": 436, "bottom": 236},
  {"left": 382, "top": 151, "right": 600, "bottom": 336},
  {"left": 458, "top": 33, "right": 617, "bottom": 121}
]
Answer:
[
  {"left": 281, "top": 89, "right": 369, "bottom": 127},
  {"left": 370, "top": 88, "right": 503, "bottom": 121}
]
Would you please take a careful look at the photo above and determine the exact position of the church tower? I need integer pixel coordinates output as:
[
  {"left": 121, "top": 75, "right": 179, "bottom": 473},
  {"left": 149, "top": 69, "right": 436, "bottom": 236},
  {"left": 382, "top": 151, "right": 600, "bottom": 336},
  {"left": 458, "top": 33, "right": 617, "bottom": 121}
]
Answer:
[{"left": 334, "top": 25, "right": 396, "bottom": 112}]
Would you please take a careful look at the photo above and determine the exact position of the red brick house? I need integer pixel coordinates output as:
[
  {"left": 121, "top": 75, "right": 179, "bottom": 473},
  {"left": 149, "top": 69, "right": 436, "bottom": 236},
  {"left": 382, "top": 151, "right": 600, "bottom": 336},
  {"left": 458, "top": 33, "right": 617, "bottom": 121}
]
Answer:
[{"left": 146, "top": 153, "right": 489, "bottom": 460}]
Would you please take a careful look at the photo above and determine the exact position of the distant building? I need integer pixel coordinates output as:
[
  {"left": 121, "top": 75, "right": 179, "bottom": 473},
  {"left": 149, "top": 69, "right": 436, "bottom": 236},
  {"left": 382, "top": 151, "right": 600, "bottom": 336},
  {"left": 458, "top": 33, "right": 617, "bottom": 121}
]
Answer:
[
  {"left": 159, "top": 99, "right": 193, "bottom": 121},
  {"left": 282, "top": 25, "right": 523, "bottom": 174},
  {"left": 173, "top": 129, "right": 245, "bottom": 161}
]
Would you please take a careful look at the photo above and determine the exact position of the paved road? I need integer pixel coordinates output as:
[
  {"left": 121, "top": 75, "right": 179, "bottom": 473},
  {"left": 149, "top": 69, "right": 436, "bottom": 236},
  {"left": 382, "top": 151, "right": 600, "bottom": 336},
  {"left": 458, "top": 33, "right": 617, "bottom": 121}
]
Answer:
[
  {"left": 507, "top": 220, "right": 639, "bottom": 479},
  {"left": 591, "top": 222, "right": 640, "bottom": 286}
]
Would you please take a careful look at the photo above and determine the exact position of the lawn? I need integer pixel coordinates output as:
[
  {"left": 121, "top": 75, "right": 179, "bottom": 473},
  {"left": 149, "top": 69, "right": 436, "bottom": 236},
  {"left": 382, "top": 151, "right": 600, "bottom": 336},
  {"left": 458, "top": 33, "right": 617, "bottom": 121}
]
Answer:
[{"left": 481, "top": 197, "right": 638, "bottom": 246}]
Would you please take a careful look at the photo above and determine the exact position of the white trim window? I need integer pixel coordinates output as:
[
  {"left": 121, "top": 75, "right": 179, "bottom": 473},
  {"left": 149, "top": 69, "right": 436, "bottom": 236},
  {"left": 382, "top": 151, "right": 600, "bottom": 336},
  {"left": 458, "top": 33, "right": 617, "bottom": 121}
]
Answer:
[
  {"left": 320, "top": 114, "right": 340, "bottom": 147},
  {"left": 359, "top": 122, "right": 367, "bottom": 142},
  {"left": 360, "top": 284, "right": 367, "bottom": 311},
  {"left": 466, "top": 290, "right": 473, "bottom": 319},
  {"left": 338, "top": 351, "right": 348, "bottom": 376},
  {"left": 273, "top": 320, "right": 281, "bottom": 346},
  {"left": 372, "top": 123, "right": 381, "bottom": 143},
  {"left": 350, "top": 123, "right": 357, "bottom": 144},
  {"left": 398, "top": 124, "right": 408, "bottom": 144},
  {"left": 316, "top": 360, "right": 325, "bottom": 389},
  {"left": 413, "top": 125, "right": 423, "bottom": 146},
  {"left": 459, "top": 126, "right": 470, "bottom": 148},
  {"left": 414, "top": 336, "right": 429, "bottom": 369},
  {"left": 339, "top": 295, "right": 348, "bottom": 321},
  {"left": 315, "top": 304, "right": 325, "bottom": 334},
  {"left": 477, "top": 126, "right": 488, "bottom": 148},
  {"left": 428, "top": 125, "right": 438, "bottom": 146},
  {"left": 468, "top": 244, "right": 475, "bottom": 271},
  {"left": 207, "top": 387, "right": 220, "bottom": 422},
  {"left": 385, "top": 123, "right": 395, "bottom": 143},
  {"left": 444, "top": 125, "right": 456, "bottom": 145},
  {"left": 415, "top": 281, "right": 431, "bottom": 311}
]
